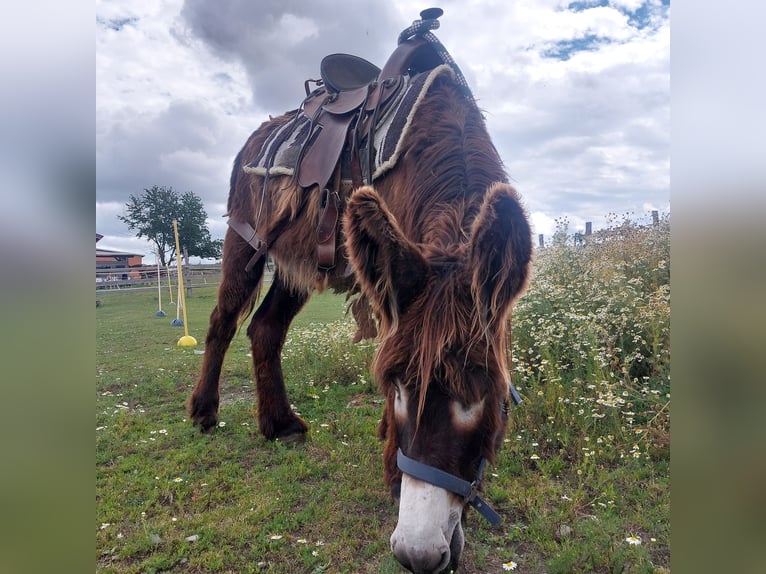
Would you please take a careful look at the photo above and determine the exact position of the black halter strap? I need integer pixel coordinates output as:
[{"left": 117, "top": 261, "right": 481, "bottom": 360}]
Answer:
[
  {"left": 396, "top": 448, "right": 502, "bottom": 526},
  {"left": 395, "top": 386, "right": 520, "bottom": 526}
]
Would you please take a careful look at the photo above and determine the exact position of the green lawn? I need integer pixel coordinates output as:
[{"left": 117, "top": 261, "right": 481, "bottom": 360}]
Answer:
[{"left": 97, "top": 218, "right": 670, "bottom": 573}]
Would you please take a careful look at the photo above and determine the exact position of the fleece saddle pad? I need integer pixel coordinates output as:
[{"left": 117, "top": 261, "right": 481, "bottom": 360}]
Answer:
[{"left": 243, "top": 64, "right": 457, "bottom": 185}]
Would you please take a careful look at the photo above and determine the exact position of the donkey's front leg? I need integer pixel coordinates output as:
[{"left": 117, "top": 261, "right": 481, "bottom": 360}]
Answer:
[{"left": 248, "top": 274, "right": 310, "bottom": 441}]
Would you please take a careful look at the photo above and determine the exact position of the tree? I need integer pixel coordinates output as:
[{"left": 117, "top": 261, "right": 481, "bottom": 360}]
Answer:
[{"left": 118, "top": 185, "right": 222, "bottom": 266}]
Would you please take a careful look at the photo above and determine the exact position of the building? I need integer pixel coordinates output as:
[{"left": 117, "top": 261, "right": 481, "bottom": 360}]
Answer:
[{"left": 96, "top": 233, "right": 144, "bottom": 279}]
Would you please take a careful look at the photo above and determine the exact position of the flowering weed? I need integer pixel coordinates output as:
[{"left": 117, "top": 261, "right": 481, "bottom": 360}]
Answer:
[{"left": 510, "top": 214, "right": 670, "bottom": 469}]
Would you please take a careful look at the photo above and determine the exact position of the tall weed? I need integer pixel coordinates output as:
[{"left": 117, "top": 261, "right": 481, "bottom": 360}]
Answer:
[{"left": 510, "top": 213, "right": 670, "bottom": 469}]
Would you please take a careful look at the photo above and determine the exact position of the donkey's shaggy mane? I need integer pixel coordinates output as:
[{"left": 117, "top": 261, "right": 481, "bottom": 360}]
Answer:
[{"left": 364, "top": 75, "right": 513, "bottom": 423}]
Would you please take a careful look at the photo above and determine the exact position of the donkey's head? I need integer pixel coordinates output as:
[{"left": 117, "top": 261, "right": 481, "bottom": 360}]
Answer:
[{"left": 344, "top": 183, "right": 532, "bottom": 573}]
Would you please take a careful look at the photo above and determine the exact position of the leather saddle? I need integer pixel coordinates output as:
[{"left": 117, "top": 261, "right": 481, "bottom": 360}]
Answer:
[
  {"left": 297, "top": 25, "right": 445, "bottom": 270},
  {"left": 297, "top": 34, "right": 438, "bottom": 192},
  {"left": 232, "top": 9, "right": 447, "bottom": 272}
]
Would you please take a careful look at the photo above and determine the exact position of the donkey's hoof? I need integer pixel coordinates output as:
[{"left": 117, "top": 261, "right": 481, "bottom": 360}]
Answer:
[
  {"left": 263, "top": 415, "right": 309, "bottom": 442},
  {"left": 192, "top": 415, "right": 218, "bottom": 433},
  {"left": 277, "top": 424, "right": 309, "bottom": 444},
  {"left": 277, "top": 430, "right": 307, "bottom": 444},
  {"left": 189, "top": 407, "right": 218, "bottom": 432},
  {"left": 275, "top": 417, "right": 309, "bottom": 443},
  {"left": 198, "top": 421, "right": 218, "bottom": 434},
  {"left": 188, "top": 395, "right": 220, "bottom": 432}
]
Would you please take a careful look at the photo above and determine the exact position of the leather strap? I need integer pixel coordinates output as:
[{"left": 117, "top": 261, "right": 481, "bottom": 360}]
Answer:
[
  {"left": 227, "top": 218, "right": 268, "bottom": 272},
  {"left": 397, "top": 449, "right": 501, "bottom": 526},
  {"left": 317, "top": 187, "right": 340, "bottom": 270}
]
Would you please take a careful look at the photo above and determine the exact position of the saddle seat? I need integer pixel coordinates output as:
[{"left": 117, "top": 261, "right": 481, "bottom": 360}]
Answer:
[{"left": 320, "top": 54, "right": 380, "bottom": 93}]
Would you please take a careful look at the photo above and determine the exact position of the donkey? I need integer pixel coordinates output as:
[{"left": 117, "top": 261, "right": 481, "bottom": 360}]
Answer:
[{"left": 189, "top": 12, "right": 532, "bottom": 573}]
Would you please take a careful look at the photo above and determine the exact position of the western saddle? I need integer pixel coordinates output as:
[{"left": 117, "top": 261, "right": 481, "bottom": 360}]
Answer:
[{"left": 233, "top": 8, "right": 449, "bottom": 272}]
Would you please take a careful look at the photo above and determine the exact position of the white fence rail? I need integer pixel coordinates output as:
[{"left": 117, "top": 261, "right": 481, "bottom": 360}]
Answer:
[{"left": 96, "top": 264, "right": 224, "bottom": 293}]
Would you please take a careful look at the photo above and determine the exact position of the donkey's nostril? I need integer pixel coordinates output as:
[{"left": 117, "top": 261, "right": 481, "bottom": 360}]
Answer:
[{"left": 437, "top": 549, "right": 450, "bottom": 572}]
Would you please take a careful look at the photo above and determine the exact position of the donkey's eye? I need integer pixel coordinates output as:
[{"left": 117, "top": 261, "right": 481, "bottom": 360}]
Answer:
[{"left": 449, "top": 398, "right": 485, "bottom": 431}]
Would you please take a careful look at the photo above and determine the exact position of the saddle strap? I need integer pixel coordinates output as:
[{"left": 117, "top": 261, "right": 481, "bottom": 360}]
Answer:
[
  {"left": 227, "top": 218, "right": 268, "bottom": 272},
  {"left": 317, "top": 187, "right": 340, "bottom": 271},
  {"left": 317, "top": 188, "right": 339, "bottom": 243}
]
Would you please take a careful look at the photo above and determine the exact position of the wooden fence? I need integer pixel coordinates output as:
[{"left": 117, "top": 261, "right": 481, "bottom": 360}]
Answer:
[
  {"left": 537, "top": 210, "right": 660, "bottom": 248},
  {"left": 99, "top": 210, "right": 663, "bottom": 290},
  {"left": 95, "top": 264, "right": 228, "bottom": 294},
  {"left": 95, "top": 264, "right": 276, "bottom": 301}
]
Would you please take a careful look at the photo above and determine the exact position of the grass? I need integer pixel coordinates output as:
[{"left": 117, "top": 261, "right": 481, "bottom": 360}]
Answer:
[{"left": 97, "top": 215, "right": 670, "bottom": 573}]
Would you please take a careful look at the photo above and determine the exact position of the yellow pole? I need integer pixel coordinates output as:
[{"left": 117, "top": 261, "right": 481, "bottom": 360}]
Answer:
[{"left": 172, "top": 219, "right": 197, "bottom": 347}]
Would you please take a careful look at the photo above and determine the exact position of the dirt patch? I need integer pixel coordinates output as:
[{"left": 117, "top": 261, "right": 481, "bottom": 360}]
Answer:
[
  {"left": 219, "top": 381, "right": 255, "bottom": 406},
  {"left": 345, "top": 393, "right": 384, "bottom": 409},
  {"left": 459, "top": 540, "right": 548, "bottom": 574}
]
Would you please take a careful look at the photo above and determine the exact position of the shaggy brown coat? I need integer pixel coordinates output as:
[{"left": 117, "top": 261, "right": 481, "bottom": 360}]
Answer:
[{"left": 188, "top": 71, "right": 532, "bottom": 492}]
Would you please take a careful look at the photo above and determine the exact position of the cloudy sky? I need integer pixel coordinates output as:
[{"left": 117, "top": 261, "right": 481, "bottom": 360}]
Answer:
[{"left": 96, "top": 0, "right": 670, "bottom": 260}]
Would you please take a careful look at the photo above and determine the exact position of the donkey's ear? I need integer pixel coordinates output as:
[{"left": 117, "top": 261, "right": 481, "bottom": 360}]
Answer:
[
  {"left": 344, "top": 186, "right": 427, "bottom": 326},
  {"left": 468, "top": 183, "right": 532, "bottom": 326}
]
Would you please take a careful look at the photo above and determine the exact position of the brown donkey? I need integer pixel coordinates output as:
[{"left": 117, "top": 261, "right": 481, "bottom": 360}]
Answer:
[{"left": 189, "top": 12, "right": 532, "bottom": 573}]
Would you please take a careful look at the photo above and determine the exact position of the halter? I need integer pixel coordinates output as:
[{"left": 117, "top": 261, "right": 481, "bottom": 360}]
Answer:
[
  {"left": 395, "top": 385, "right": 521, "bottom": 526},
  {"left": 396, "top": 449, "right": 501, "bottom": 526}
]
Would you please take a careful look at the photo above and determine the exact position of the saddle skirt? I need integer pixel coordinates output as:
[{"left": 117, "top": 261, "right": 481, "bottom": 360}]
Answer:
[{"left": 242, "top": 64, "right": 457, "bottom": 186}]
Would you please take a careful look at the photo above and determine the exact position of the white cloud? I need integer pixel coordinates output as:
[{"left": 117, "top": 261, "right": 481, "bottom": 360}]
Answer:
[
  {"left": 96, "top": 0, "right": 669, "bottom": 247},
  {"left": 529, "top": 211, "right": 557, "bottom": 239},
  {"left": 610, "top": 0, "right": 647, "bottom": 12}
]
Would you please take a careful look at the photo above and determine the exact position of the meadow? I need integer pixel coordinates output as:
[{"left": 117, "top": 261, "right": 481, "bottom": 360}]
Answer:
[{"left": 96, "top": 214, "right": 670, "bottom": 573}]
